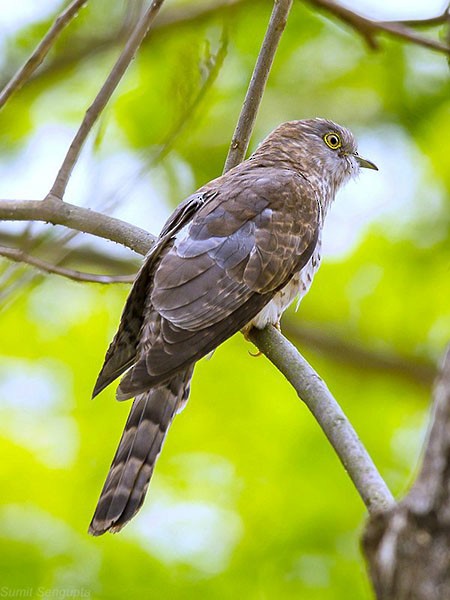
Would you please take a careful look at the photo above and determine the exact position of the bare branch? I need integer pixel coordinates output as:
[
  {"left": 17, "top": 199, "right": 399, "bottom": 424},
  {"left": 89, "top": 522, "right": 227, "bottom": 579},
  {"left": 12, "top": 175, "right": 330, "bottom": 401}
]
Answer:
[
  {"left": 0, "top": 230, "right": 138, "bottom": 272},
  {"left": 397, "top": 12, "right": 449, "bottom": 28},
  {"left": 363, "top": 346, "right": 450, "bottom": 599},
  {"left": 49, "top": 0, "right": 166, "bottom": 200},
  {"left": 223, "top": 0, "right": 294, "bottom": 172},
  {"left": 0, "top": 0, "right": 88, "bottom": 110},
  {"left": 374, "top": 19, "right": 450, "bottom": 54},
  {"left": 0, "top": 245, "right": 135, "bottom": 284},
  {"left": 0, "top": 197, "right": 155, "bottom": 255},
  {"left": 249, "top": 325, "right": 395, "bottom": 513},
  {"left": 309, "top": 0, "right": 450, "bottom": 55}
]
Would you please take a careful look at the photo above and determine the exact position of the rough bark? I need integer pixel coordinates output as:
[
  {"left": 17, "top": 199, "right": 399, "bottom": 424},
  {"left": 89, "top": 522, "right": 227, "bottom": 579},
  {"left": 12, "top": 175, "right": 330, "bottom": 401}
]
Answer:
[{"left": 363, "top": 347, "right": 450, "bottom": 600}]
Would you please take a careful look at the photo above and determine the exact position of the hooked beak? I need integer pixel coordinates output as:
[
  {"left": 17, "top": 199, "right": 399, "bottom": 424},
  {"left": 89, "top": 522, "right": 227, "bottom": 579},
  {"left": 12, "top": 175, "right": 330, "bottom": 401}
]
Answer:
[{"left": 354, "top": 154, "right": 378, "bottom": 170}]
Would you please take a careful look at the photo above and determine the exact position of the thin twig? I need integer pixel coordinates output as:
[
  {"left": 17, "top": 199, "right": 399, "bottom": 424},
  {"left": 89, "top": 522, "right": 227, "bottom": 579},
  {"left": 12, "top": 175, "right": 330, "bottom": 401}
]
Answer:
[
  {"left": 0, "top": 0, "right": 88, "bottom": 110},
  {"left": 0, "top": 197, "right": 155, "bottom": 255},
  {"left": 223, "top": 0, "right": 294, "bottom": 172},
  {"left": 0, "top": 230, "right": 138, "bottom": 272},
  {"left": 49, "top": 0, "right": 166, "bottom": 200},
  {"left": 249, "top": 326, "right": 395, "bottom": 513},
  {"left": 309, "top": 0, "right": 450, "bottom": 55},
  {"left": 0, "top": 246, "right": 135, "bottom": 284},
  {"left": 375, "top": 19, "right": 450, "bottom": 53},
  {"left": 395, "top": 10, "right": 449, "bottom": 28}
]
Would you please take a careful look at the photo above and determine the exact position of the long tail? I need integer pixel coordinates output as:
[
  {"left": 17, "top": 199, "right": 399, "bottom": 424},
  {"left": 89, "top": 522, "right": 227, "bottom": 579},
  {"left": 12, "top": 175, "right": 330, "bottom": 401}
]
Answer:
[{"left": 89, "top": 367, "right": 193, "bottom": 536}]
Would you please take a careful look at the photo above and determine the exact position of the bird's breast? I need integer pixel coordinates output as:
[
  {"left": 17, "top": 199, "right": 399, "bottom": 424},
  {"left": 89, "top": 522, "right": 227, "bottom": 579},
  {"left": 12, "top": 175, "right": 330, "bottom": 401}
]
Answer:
[{"left": 246, "top": 245, "right": 322, "bottom": 330}]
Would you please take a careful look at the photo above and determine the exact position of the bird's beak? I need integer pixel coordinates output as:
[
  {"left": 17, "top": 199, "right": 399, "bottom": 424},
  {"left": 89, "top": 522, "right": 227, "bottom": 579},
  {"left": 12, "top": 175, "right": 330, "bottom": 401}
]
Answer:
[{"left": 354, "top": 154, "right": 378, "bottom": 170}]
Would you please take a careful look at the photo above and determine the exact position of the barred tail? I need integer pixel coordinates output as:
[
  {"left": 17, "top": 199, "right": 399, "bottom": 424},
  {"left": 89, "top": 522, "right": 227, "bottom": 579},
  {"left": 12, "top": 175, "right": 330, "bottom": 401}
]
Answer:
[{"left": 89, "top": 368, "right": 193, "bottom": 536}]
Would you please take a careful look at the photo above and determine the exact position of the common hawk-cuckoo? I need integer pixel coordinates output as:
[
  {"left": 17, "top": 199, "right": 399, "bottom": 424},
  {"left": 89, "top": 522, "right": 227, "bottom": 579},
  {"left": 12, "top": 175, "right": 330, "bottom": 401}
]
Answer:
[{"left": 89, "top": 118, "right": 377, "bottom": 535}]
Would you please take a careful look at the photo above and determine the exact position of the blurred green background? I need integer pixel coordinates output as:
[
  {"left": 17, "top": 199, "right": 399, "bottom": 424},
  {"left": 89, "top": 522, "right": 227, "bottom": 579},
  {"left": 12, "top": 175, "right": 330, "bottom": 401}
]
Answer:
[{"left": 0, "top": 0, "right": 449, "bottom": 598}]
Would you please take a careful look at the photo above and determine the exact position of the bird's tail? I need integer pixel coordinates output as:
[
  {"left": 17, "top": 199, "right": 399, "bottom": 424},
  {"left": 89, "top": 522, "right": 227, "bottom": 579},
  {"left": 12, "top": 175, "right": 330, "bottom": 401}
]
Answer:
[{"left": 89, "top": 367, "right": 193, "bottom": 536}]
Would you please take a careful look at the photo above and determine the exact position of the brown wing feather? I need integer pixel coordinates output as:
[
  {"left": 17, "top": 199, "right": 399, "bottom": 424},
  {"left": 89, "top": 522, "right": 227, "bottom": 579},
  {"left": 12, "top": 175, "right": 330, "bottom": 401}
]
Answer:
[
  {"left": 116, "top": 167, "right": 319, "bottom": 399},
  {"left": 92, "top": 193, "right": 213, "bottom": 397}
]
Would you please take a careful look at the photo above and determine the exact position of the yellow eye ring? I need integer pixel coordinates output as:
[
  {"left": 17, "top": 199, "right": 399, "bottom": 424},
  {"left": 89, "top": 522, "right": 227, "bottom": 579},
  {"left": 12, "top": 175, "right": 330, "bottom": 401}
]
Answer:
[{"left": 323, "top": 132, "right": 342, "bottom": 150}]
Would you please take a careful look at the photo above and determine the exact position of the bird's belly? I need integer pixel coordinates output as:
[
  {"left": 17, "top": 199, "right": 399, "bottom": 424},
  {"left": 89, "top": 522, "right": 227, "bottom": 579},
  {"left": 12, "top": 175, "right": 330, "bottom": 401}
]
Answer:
[{"left": 247, "top": 251, "right": 321, "bottom": 330}]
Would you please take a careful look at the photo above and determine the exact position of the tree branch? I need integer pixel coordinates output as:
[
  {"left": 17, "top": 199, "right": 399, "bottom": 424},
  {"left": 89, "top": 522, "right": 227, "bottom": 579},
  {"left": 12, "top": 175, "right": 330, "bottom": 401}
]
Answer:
[
  {"left": 48, "top": 0, "right": 166, "bottom": 200},
  {"left": 0, "top": 245, "right": 135, "bottom": 284},
  {"left": 308, "top": 0, "right": 450, "bottom": 55},
  {"left": 0, "top": 230, "right": 139, "bottom": 272},
  {"left": 249, "top": 326, "right": 395, "bottom": 513},
  {"left": 396, "top": 11, "right": 450, "bottom": 28},
  {"left": 223, "top": 0, "right": 294, "bottom": 172},
  {"left": 0, "top": 197, "right": 155, "bottom": 255},
  {"left": 0, "top": 0, "right": 88, "bottom": 110},
  {"left": 363, "top": 346, "right": 450, "bottom": 599}
]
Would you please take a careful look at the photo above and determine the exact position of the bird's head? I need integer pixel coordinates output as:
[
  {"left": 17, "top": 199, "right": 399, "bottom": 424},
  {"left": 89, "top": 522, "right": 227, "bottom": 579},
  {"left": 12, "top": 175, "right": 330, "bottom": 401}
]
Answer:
[
  {"left": 254, "top": 118, "right": 377, "bottom": 197},
  {"left": 295, "top": 118, "right": 377, "bottom": 183}
]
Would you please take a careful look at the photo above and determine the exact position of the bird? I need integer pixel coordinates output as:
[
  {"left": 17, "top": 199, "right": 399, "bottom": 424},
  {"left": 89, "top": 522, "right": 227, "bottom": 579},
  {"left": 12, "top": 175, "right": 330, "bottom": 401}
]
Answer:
[{"left": 88, "top": 118, "right": 377, "bottom": 536}]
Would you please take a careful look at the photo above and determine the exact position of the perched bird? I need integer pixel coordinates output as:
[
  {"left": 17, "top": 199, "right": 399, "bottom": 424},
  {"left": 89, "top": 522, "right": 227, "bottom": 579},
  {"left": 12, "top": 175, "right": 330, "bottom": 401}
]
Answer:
[{"left": 89, "top": 118, "right": 377, "bottom": 535}]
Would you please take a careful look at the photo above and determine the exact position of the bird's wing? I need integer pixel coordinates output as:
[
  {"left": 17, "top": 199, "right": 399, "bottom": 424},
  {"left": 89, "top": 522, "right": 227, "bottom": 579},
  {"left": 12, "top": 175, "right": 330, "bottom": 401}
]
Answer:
[
  {"left": 92, "top": 192, "right": 214, "bottom": 397},
  {"left": 117, "top": 167, "right": 320, "bottom": 399}
]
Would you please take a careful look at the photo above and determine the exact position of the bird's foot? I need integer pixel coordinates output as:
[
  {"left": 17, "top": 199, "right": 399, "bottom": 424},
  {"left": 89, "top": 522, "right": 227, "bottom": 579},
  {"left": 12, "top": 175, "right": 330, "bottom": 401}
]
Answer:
[
  {"left": 241, "top": 324, "right": 262, "bottom": 357},
  {"left": 248, "top": 348, "right": 262, "bottom": 358},
  {"left": 273, "top": 320, "right": 282, "bottom": 332}
]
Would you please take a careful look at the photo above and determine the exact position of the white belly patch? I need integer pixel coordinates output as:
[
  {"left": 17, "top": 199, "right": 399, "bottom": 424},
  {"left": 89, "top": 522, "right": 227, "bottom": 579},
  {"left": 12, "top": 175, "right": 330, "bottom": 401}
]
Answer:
[{"left": 247, "top": 247, "right": 321, "bottom": 330}]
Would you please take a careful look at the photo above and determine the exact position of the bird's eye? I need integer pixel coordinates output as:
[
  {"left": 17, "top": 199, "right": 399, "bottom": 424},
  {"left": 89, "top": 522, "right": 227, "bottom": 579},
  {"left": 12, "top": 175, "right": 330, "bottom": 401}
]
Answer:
[{"left": 323, "top": 132, "right": 342, "bottom": 150}]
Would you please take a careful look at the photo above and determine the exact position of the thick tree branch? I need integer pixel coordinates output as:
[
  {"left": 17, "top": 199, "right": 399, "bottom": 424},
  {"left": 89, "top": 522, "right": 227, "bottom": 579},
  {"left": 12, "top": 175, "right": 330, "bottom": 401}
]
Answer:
[
  {"left": 48, "top": 0, "right": 166, "bottom": 200},
  {"left": 223, "top": 0, "right": 294, "bottom": 171},
  {"left": 250, "top": 326, "right": 395, "bottom": 513},
  {"left": 0, "top": 197, "right": 155, "bottom": 255},
  {"left": 363, "top": 346, "right": 450, "bottom": 599},
  {"left": 0, "top": 0, "right": 88, "bottom": 109}
]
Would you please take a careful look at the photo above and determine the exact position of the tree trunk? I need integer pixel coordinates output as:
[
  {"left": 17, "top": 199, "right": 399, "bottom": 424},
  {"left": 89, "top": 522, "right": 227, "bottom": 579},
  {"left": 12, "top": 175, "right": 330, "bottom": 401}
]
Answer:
[{"left": 363, "top": 347, "right": 450, "bottom": 600}]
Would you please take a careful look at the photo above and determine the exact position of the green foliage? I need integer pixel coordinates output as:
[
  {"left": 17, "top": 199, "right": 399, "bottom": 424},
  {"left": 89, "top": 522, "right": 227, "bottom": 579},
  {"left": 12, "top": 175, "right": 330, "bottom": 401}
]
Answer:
[{"left": 0, "top": 1, "right": 449, "bottom": 598}]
